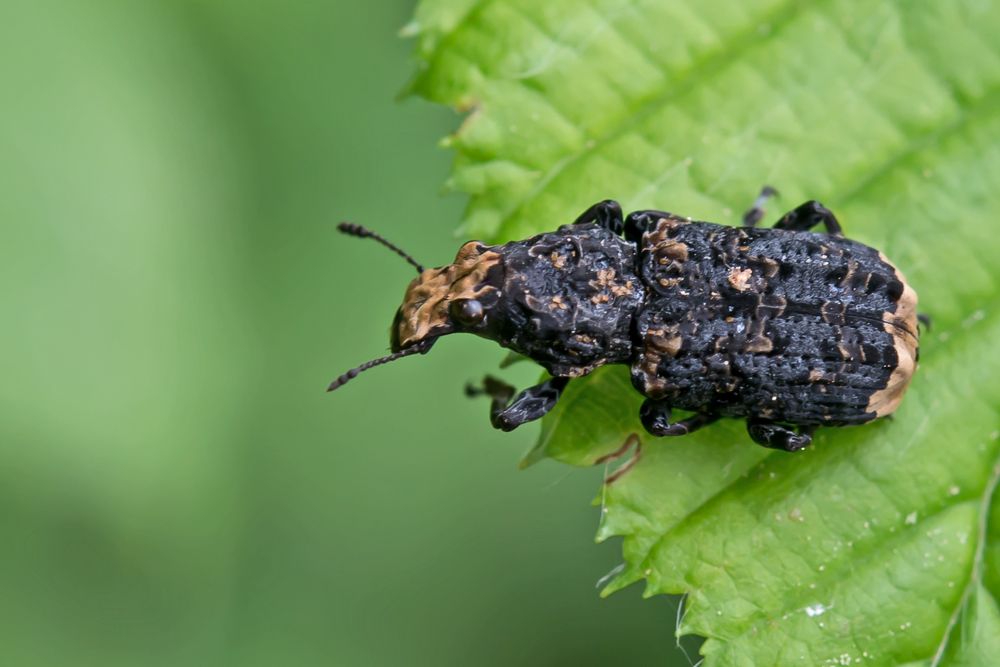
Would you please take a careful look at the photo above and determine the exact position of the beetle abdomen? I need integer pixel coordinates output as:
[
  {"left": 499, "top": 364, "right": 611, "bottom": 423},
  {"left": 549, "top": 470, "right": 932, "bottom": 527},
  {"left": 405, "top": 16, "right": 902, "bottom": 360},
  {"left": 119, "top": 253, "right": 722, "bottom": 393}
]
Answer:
[{"left": 630, "top": 217, "right": 918, "bottom": 426}]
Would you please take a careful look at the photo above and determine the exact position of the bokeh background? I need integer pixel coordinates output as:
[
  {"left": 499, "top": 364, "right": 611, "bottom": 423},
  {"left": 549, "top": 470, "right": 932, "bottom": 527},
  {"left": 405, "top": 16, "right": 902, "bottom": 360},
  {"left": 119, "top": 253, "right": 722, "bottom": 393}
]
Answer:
[{"left": 0, "top": 1, "right": 691, "bottom": 665}]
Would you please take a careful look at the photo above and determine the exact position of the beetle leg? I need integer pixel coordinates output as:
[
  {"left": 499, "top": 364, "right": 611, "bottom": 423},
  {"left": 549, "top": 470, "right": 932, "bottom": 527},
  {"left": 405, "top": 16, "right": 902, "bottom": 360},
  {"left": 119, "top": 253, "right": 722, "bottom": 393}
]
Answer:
[
  {"left": 639, "top": 398, "right": 720, "bottom": 437},
  {"left": 772, "top": 200, "right": 843, "bottom": 236},
  {"left": 572, "top": 200, "right": 624, "bottom": 235},
  {"left": 741, "top": 185, "right": 779, "bottom": 227},
  {"left": 465, "top": 375, "right": 571, "bottom": 431},
  {"left": 746, "top": 418, "right": 813, "bottom": 451}
]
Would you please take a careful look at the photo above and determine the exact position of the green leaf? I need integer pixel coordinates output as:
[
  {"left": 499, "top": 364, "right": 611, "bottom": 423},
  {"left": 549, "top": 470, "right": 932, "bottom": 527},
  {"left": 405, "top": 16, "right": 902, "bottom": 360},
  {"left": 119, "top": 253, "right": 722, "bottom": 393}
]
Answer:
[{"left": 411, "top": 0, "right": 1000, "bottom": 664}]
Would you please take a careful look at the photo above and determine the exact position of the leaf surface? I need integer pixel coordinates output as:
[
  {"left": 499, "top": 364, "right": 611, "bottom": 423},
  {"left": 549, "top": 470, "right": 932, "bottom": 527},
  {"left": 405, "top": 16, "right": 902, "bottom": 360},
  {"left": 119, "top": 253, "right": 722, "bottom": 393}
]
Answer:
[{"left": 411, "top": 1, "right": 1000, "bottom": 663}]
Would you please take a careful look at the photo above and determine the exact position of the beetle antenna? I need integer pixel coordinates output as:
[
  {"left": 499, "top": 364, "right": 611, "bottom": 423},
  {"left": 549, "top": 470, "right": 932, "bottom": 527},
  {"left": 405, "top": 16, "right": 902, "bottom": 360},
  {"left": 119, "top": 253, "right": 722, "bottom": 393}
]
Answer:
[
  {"left": 327, "top": 341, "right": 432, "bottom": 392},
  {"left": 337, "top": 222, "right": 424, "bottom": 273}
]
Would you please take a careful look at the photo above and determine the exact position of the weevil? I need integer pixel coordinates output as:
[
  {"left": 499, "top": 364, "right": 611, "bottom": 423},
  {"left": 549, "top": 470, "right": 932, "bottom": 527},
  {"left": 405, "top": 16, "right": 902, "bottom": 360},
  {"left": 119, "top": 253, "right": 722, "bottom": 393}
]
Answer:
[{"left": 329, "top": 189, "right": 919, "bottom": 452}]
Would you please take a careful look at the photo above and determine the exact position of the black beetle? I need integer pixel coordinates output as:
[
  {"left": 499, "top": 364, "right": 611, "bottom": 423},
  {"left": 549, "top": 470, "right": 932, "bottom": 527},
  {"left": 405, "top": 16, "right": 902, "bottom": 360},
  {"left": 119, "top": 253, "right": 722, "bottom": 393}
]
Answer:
[{"left": 330, "top": 189, "right": 919, "bottom": 452}]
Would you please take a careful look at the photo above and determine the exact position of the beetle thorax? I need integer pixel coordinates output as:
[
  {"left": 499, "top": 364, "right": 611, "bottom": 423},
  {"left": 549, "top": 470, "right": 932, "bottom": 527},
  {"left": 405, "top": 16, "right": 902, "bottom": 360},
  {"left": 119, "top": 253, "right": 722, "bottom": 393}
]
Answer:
[{"left": 484, "top": 224, "right": 644, "bottom": 377}]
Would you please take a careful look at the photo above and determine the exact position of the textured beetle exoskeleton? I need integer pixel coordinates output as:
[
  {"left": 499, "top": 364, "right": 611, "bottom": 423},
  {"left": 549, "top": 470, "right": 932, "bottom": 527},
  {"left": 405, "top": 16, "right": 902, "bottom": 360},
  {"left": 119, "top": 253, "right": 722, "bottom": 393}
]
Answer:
[{"left": 333, "top": 193, "right": 919, "bottom": 452}]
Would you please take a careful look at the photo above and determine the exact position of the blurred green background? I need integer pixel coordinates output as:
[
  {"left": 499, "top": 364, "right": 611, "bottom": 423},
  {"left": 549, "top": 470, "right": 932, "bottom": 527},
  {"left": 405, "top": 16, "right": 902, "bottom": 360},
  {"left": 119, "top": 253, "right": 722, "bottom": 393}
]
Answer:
[{"left": 0, "top": 1, "right": 689, "bottom": 665}]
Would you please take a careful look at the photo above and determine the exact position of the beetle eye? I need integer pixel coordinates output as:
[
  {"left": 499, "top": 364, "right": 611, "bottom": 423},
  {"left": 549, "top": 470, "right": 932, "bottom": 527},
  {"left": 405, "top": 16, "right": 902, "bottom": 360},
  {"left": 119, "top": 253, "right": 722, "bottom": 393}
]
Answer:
[{"left": 450, "top": 298, "right": 485, "bottom": 326}]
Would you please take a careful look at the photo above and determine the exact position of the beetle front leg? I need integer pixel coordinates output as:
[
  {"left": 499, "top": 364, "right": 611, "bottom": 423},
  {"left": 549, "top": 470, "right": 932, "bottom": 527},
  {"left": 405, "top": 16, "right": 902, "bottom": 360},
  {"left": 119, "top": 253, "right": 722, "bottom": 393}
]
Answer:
[
  {"left": 746, "top": 418, "right": 813, "bottom": 451},
  {"left": 465, "top": 375, "right": 571, "bottom": 431},
  {"left": 639, "top": 398, "right": 720, "bottom": 437},
  {"left": 772, "top": 200, "right": 843, "bottom": 236},
  {"left": 572, "top": 200, "right": 624, "bottom": 235}
]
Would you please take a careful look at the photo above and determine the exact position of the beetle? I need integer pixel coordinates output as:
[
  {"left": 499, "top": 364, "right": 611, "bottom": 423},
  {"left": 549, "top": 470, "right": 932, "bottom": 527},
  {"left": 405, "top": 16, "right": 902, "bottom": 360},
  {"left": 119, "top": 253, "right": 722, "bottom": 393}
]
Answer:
[{"left": 329, "top": 188, "right": 919, "bottom": 452}]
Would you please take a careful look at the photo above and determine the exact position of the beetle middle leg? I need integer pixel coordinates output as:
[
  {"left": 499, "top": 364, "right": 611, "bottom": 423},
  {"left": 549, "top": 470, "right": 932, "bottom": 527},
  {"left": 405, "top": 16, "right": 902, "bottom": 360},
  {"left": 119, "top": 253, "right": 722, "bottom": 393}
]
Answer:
[
  {"left": 746, "top": 418, "right": 813, "bottom": 451},
  {"left": 465, "top": 375, "right": 571, "bottom": 431},
  {"left": 639, "top": 398, "right": 720, "bottom": 437},
  {"left": 772, "top": 200, "right": 843, "bottom": 236}
]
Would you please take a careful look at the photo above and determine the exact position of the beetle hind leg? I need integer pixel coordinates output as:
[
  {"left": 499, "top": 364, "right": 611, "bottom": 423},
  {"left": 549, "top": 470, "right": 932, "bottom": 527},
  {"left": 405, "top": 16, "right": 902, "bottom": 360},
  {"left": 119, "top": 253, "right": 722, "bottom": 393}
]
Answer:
[
  {"left": 639, "top": 398, "right": 720, "bottom": 437},
  {"left": 746, "top": 418, "right": 813, "bottom": 451},
  {"left": 773, "top": 200, "right": 843, "bottom": 236},
  {"left": 466, "top": 375, "right": 570, "bottom": 432}
]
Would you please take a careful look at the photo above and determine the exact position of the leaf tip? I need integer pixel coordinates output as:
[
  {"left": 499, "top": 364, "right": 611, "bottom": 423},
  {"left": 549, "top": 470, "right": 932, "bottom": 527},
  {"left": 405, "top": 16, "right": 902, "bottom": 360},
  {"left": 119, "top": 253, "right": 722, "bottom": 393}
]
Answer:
[
  {"left": 599, "top": 568, "right": 641, "bottom": 597},
  {"left": 518, "top": 445, "right": 546, "bottom": 470}
]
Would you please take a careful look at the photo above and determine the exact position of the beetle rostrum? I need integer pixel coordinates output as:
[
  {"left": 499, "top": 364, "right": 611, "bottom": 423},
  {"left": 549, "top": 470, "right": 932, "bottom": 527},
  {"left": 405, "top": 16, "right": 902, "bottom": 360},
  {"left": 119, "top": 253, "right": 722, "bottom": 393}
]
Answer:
[{"left": 330, "top": 189, "right": 919, "bottom": 452}]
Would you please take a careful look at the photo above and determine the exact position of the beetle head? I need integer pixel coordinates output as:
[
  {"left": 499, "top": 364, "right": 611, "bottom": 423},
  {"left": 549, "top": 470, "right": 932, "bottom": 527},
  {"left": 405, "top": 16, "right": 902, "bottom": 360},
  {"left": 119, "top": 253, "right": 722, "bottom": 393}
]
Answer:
[
  {"left": 328, "top": 225, "right": 502, "bottom": 392},
  {"left": 391, "top": 241, "right": 503, "bottom": 352}
]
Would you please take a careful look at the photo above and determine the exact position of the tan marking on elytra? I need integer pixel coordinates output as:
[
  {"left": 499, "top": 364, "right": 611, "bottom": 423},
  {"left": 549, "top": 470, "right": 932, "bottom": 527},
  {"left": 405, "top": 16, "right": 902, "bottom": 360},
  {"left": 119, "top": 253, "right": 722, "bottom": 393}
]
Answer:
[
  {"left": 645, "top": 219, "right": 689, "bottom": 266},
  {"left": 549, "top": 252, "right": 568, "bottom": 269},
  {"left": 563, "top": 363, "right": 604, "bottom": 378},
  {"left": 657, "top": 240, "right": 689, "bottom": 262},
  {"left": 745, "top": 335, "right": 773, "bottom": 354},
  {"left": 757, "top": 257, "right": 780, "bottom": 278},
  {"left": 396, "top": 242, "right": 501, "bottom": 348},
  {"left": 550, "top": 295, "right": 568, "bottom": 310},
  {"left": 658, "top": 277, "right": 681, "bottom": 288},
  {"left": 821, "top": 301, "right": 847, "bottom": 325},
  {"left": 648, "top": 330, "right": 683, "bottom": 357},
  {"left": 728, "top": 266, "right": 753, "bottom": 291},
  {"left": 755, "top": 294, "right": 787, "bottom": 318},
  {"left": 866, "top": 253, "right": 920, "bottom": 417},
  {"left": 840, "top": 263, "right": 856, "bottom": 287},
  {"left": 808, "top": 369, "right": 824, "bottom": 382},
  {"left": 837, "top": 342, "right": 856, "bottom": 361},
  {"left": 635, "top": 325, "right": 683, "bottom": 398},
  {"left": 653, "top": 215, "right": 688, "bottom": 233}
]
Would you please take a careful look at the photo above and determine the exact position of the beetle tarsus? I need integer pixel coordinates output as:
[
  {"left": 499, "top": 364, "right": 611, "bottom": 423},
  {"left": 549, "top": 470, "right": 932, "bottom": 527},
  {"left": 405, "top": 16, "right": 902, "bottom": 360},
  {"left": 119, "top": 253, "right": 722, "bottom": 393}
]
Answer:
[
  {"left": 467, "top": 375, "right": 570, "bottom": 431},
  {"left": 639, "top": 399, "right": 720, "bottom": 437},
  {"left": 746, "top": 418, "right": 813, "bottom": 451}
]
